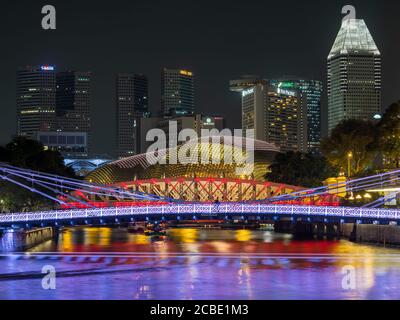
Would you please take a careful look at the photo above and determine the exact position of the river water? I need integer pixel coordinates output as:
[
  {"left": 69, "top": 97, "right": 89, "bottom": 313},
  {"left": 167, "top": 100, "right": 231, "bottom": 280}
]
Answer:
[{"left": 0, "top": 227, "right": 400, "bottom": 300}]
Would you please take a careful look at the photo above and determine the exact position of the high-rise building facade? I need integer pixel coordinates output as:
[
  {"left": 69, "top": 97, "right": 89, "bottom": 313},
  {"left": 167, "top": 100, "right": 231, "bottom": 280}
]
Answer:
[
  {"left": 231, "top": 76, "right": 318, "bottom": 152},
  {"left": 241, "top": 84, "right": 266, "bottom": 141},
  {"left": 116, "top": 73, "right": 149, "bottom": 159},
  {"left": 239, "top": 83, "right": 308, "bottom": 152},
  {"left": 56, "top": 71, "right": 92, "bottom": 153},
  {"left": 161, "top": 68, "right": 195, "bottom": 117},
  {"left": 327, "top": 17, "right": 381, "bottom": 133},
  {"left": 271, "top": 79, "right": 323, "bottom": 152},
  {"left": 16, "top": 65, "right": 56, "bottom": 138},
  {"left": 229, "top": 75, "right": 268, "bottom": 93},
  {"left": 265, "top": 85, "right": 308, "bottom": 152}
]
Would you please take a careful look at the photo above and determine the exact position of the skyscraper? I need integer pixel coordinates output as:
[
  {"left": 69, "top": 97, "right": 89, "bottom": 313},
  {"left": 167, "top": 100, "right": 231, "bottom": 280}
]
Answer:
[
  {"left": 271, "top": 79, "right": 323, "bottom": 152},
  {"left": 16, "top": 65, "right": 56, "bottom": 138},
  {"left": 161, "top": 68, "right": 195, "bottom": 117},
  {"left": 56, "top": 71, "right": 92, "bottom": 153},
  {"left": 116, "top": 73, "right": 149, "bottom": 159},
  {"left": 241, "top": 84, "right": 266, "bottom": 141},
  {"left": 266, "top": 85, "right": 308, "bottom": 152},
  {"left": 240, "top": 83, "right": 308, "bottom": 152},
  {"left": 327, "top": 17, "right": 381, "bottom": 133}
]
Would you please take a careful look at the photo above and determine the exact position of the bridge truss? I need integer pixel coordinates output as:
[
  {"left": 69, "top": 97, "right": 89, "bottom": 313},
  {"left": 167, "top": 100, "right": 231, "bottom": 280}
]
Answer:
[
  {"left": 2, "top": 162, "right": 400, "bottom": 227},
  {"left": 0, "top": 163, "right": 176, "bottom": 209}
]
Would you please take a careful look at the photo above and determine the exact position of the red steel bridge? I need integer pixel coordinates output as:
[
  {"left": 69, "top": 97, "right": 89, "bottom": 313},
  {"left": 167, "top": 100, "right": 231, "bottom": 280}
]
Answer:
[{"left": 1, "top": 163, "right": 400, "bottom": 227}]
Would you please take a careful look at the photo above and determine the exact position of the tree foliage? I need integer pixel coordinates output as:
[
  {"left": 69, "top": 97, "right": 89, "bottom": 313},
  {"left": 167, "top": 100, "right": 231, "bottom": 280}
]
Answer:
[
  {"left": 0, "top": 137, "right": 75, "bottom": 212},
  {"left": 0, "top": 136, "right": 75, "bottom": 176},
  {"left": 266, "top": 152, "right": 338, "bottom": 187},
  {"left": 321, "top": 119, "right": 377, "bottom": 175},
  {"left": 376, "top": 102, "right": 400, "bottom": 168}
]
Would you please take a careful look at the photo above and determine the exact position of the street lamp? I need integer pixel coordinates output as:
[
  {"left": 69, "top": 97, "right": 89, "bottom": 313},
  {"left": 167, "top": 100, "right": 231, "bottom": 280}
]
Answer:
[{"left": 347, "top": 152, "right": 353, "bottom": 178}]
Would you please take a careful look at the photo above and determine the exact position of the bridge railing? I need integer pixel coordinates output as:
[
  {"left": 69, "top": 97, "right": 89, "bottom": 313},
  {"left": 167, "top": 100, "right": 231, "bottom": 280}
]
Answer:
[{"left": 0, "top": 204, "right": 399, "bottom": 224}]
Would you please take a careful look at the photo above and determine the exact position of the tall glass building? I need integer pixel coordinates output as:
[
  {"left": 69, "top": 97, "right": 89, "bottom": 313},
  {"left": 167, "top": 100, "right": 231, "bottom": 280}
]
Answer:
[
  {"left": 161, "top": 68, "right": 195, "bottom": 117},
  {"left": 238, "top": 82, "right": 308, "bottom": 153},
  {"left": 327, "top": 18, "right": 381, "bottom": 133},
  {"left": 16, "top": 65, "right": 56, "bottom": 138},
  {"left": 56, "top": 71, "right": 92, "bottom": 153},
  {"left": 116, "top": 73, "right": 149, "bottom": 159},
  {"left": 271, "top": 79, "right": 323, "bottom": 152}
]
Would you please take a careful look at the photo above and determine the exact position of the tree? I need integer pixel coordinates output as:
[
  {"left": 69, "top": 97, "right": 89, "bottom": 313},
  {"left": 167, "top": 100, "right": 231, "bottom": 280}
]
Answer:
[
  {"left": 0, "top": 137, "right": 75, "bottom": 212},
  {"left": 321, "top": 119, "right": 377, "bottom": 176},
  {"left": 0, "top": 136, "right": 75, "bottom": 177},
  {"left": 376, "top": 102, "right": 400, "bottom": 168},
  {"left": 266, "top": 152, "right": 338, "bottom": 187}
]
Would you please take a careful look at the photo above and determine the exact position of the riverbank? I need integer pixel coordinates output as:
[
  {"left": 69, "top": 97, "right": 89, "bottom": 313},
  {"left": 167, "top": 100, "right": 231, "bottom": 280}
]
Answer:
[
  {"left": 342, "top": 223, "right": 400, "bottom": 247},
  {"left": 0, "top": 227, "right": 55, "bottom": 252}
]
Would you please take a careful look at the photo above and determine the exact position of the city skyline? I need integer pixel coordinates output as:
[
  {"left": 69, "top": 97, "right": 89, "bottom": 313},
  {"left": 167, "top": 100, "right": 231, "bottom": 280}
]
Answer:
[
  {"left": 0, "top": 0, "right": 398, "bottom": 156},
  {"left": 3, "top": 1, "right": 400, "bottom": 303}
]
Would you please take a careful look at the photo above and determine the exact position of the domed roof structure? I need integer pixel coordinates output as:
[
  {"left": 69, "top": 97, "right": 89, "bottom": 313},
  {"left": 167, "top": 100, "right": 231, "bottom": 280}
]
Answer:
[{"left": 86, "top": 137, "right": 280, "bottom": 184}]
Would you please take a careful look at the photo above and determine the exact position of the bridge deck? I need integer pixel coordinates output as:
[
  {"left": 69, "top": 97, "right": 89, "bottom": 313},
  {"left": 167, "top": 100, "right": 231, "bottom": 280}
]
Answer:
[{"left": 0, "top": 204, "right": 399, "bottom": 226}]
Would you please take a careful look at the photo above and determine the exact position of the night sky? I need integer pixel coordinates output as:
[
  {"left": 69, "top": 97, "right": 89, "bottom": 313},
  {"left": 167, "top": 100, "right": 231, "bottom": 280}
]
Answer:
[{"left": 1, "top": 0, "right": 399, "bottom": 155}]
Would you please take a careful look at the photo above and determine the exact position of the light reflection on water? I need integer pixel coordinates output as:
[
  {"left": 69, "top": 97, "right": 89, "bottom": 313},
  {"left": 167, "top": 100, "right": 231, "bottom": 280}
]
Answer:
[{"left": 0, "top": 227, "right": 400, "bottom": 300}]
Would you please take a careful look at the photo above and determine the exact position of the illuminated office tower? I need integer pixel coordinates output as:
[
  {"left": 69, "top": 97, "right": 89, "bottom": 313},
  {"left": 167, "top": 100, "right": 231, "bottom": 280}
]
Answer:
[
  {"left": 265, "top": 85, "right": 308, "bottom": 152},
  {"left": 240, "top": 83, "right": 307, "bottom": 152},
  {"left": 161, "top": 68, "right": 195, "bottom": 117},
  {"left": 16, "top": 65, "right": 56, "bottom": 138},
  {"left": 241, "top": 84, "right": 266, "bottom": 141},
  {"left": 116, "top": 73, "right": 149, "bottom": 159},
  {"left": 56, "top": 71, "right": 92, "bottom": 153},
  {"left": 327, "top": 17, "right": 381, "bottom": 133},
  {"left": 271, "top": 79, "right": 323, "bottom": 152}
]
